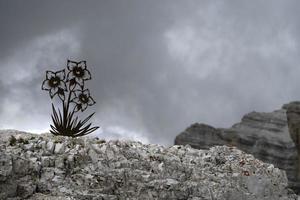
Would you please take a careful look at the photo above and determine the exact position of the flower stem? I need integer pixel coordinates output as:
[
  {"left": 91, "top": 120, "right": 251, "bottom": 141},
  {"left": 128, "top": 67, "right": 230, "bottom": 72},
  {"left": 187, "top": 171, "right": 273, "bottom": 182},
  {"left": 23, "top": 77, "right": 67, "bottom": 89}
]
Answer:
[
  {"left": 62, "top": 85, "right": 73, "bottom": 132},
  {"left": 66, "top": 85, "right": 72, "bottom": 112}
]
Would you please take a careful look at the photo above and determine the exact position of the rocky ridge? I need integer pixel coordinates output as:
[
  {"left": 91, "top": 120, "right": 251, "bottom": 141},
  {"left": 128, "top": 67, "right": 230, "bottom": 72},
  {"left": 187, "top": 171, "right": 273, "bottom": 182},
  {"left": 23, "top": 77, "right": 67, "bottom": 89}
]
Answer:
[
  {"left": 175, "top": 102, "right": 299, "bottom": 193},
  {"left": 0, "top": 130, "right": 298, "bottom": 200}
]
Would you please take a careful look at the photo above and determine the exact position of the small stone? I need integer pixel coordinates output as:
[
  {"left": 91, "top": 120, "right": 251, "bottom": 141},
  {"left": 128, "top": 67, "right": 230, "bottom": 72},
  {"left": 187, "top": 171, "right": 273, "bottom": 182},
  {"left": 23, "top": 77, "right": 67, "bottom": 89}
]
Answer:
[
  {"left": 0, "top": 154, "right": 12, "bottom": 181},
  {"left": 165, "top": 178, "right": 179, "bottom": 186},
  {"left": 23, "top": 143, "right": 34, "bottom": 151},
  {"left": 55, "top": 157, "right": 65, "bottom": 169},
  {"left": 90, "top": 143, "right": 102, "bottom": 154},
  {"left": 88, "top": 148, "right": 98, "bottom": 163},
  {"left": 39, "top": 141, "right": 47, "bottom": 150},
  {"left": 12, "top": 157, "right": 29, "bottom": 176},
  {"left": 85, "top": 174, "right": 93, "bottom": 179},
  {"left": 41, "top": 168, "right": 55, "bottom": 180},
  {"left": 54, "top": 143, "right": 65, "bottom": 154},
  {"left": 46, "top": 141, "right": 55, "bottom": 154},
  {"left": 16, "top": 181, "right": 36, "bottom": 199},
  {"left": 41, "top": 156, "right": 50, "bottom": 167},
  {"left": 52, "top": 175, "right": 64, "bottom": 183}
]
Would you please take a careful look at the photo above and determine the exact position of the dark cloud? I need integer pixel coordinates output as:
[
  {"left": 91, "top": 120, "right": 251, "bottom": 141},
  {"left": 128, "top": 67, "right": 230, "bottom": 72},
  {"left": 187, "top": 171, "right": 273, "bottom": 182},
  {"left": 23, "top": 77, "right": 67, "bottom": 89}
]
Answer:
[{"left": 1, "top": 1, "right": 300, "bottom": 145}]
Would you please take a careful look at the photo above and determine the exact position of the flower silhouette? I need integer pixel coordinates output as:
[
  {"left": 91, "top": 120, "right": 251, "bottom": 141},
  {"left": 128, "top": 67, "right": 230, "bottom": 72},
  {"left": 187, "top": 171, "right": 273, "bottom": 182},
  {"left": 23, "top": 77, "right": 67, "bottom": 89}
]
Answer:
[
  {"left": 67, "top": 60, "right": 91, "bottom": 87},
  {"left": 42, "top": 70, "right": 67, "bottom": 100},
  {"left": 41, "top": 59, "right": 99, "bottom": 137},
  {"left": 71, "top": 89, "right": 96, "bottom": 112}
]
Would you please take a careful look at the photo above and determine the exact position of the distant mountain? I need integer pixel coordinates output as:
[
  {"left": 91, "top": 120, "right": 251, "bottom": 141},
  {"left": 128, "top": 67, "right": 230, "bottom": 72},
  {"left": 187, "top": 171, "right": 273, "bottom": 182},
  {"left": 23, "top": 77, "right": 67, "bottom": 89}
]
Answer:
[{"left": 175, "top": 101, "right": 300, "bottom": 194}]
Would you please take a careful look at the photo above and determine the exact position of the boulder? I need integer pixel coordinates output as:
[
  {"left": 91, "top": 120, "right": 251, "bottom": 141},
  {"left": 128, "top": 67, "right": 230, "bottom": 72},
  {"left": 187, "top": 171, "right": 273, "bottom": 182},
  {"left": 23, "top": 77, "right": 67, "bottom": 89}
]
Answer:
[{"left": 0, "top": 131, "right": 297, "bottom": 199}]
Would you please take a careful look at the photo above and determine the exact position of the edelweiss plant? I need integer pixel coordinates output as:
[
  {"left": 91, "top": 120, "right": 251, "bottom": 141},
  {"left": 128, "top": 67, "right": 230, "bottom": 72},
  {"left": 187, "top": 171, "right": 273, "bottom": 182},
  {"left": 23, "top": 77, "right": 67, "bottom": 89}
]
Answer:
[{"left": 42, "top": 60, "right": 99, "bottom": 137}]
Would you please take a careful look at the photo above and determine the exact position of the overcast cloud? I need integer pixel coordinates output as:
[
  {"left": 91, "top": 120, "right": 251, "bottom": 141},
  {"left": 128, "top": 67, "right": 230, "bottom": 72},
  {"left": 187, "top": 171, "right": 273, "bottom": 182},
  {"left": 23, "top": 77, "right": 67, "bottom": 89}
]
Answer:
[{"left": 1, "top": 0, "right": 300, "bottom": 145}]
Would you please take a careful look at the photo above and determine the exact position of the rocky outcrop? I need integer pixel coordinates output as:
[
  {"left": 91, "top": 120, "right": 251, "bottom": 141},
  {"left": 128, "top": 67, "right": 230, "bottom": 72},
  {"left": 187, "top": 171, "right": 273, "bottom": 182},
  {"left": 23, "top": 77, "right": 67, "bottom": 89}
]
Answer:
[
  {"left": 284, "top": 102, "right": 300, "bottom": 149},
  {"left": 0, "top": 131, "right": 297, "bottom": 199},
  {"left": 175, "top": 102, "right": 300, "bottom": 194},
  {"left": 285, "top": 102, "right": 300, "bottom": 184}
]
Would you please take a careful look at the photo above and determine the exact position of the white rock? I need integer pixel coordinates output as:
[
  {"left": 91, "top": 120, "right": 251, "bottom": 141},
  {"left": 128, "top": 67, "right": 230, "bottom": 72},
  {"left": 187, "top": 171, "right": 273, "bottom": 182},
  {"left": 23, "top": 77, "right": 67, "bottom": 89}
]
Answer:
[
  {"left": 41, "top": 156, "right": 50, "bottom": 167},
  {"left": 0, "top": 132, "right": 298, "bottom": 199},
  {"left": 23, "top": 143, "right": 34, "bottom": 151},
  {"left": 46, "top": 141, "right": 55, "bottom": 153},
  {"left": 55, "top": 157, "right": 65, "bottom": 169},
  {"left": 54, "top": 143, "right": 65, "bottom": 154}
]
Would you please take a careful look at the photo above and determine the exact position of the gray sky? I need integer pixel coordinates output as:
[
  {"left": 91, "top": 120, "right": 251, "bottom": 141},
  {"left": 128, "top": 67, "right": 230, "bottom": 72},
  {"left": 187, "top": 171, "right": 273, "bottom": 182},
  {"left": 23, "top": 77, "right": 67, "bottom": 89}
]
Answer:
[{"left": 1, "top": 0, "right": 300, "bottom": 145}]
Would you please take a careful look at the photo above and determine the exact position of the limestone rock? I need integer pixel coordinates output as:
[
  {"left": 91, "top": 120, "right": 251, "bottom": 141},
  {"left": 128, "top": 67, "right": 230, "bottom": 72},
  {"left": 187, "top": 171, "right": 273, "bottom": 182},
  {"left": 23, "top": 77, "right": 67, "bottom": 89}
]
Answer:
[
  {"left": 0, "top": 153, "right": 12, "bottom": 182},
  {"left": 16, "top": 181, "right": 36, "bottom": 199},
  {"left": 54, "top": 143, "right": 65, "bottom": 154},
  {"left": 0, "top": 131, "right": 298, "bottom": 199},
  {"left": 46, "top": 141, "right": 55, "bottom": 154},
  {"left": 285, "top": 102, "right": 300, "bottom": 186},
  {"left": 285, "top": 101, "right": 300, "bottom": 151},
  {"left": 175, "top": 102, "right": 300, "bottom": 194}
]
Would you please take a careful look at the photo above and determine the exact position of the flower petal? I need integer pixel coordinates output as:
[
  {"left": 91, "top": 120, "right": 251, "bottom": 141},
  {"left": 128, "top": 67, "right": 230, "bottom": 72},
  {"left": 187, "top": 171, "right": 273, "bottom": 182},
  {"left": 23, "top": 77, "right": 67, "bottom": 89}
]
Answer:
[
  {"left": 69, "top": 80, "right": 77, "bottom": 91},
  {"left": 46, "top": 71, "right": 55, "bottom": 80},
  {"left": 75, "top": 104, "right": 82, "bottom": 112},
  {"left": 81, "top": 103, "right": 88, "bottom": 112},
  {"left": 72, "top": 89, "right": 82, "bottom": 97},
  {"left": 59, "top": 81, "right": 67, "bottom": 91},
  {"left": 55, "top": 70, "right": 65, "bottom": 81},
  {"left": 41, "top": 80, "right": 51, "bottom": 91},
  {"left": 71, "top": 102, "right": 81, "bottom": 112},
  {"left": 67, "top": 60, "right": 78, "bottom": 71},
  {"left": 87, "top": 96, "right": 96, "bottom": 106},
  {"left": 71, "top": 90, "right": 77, "bottom": 98},
  {"left": 57, "top": 88, "right": 65, "bottom": 101},
  {"left": 66, "top": 71, "right": 74, "bottom": 81},
  {"left": 49, "top": 87, "right": 59, "bottom": 98},
  {"left": 78, "top": 61, "right": 87, "bottom": 69},
  {"left": 83, "top": 69, "right": 91, "bottom": 80},
  {"left": 82, "top": 89, "right": 90, "bottom": 97},
  {"left": 71, "top": 97, "right": 81, "bottom": 104},
  {"left": 75, "top": 77, "right": 84, "bottom": 86}
]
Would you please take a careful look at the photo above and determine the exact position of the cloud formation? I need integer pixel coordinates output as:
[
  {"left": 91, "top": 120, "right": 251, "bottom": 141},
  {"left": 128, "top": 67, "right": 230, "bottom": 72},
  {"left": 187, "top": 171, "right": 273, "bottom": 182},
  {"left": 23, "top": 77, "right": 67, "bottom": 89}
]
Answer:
[{"left": 1, "top": 1, "right": 300, "bottom": 145}]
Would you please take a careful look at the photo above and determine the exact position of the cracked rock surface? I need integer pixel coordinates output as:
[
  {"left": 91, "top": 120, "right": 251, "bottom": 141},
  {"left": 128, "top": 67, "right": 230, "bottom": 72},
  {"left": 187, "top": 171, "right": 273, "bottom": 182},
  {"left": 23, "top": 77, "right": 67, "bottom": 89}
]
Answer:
[{"left": 0, "top": 130, "right": 298, "bottom": 200}]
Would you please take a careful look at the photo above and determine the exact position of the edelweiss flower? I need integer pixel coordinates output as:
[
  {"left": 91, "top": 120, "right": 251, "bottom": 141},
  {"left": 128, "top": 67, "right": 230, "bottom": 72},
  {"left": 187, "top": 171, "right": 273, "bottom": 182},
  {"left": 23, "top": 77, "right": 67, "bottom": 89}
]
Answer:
[
  {"left": 67, "top": 60, "right": 91, "bottom": 87},
  {"left": 42, "top": 70, "right": 67, "bottom": 100},
  {"left": 71, "top": 89, "right": 96, "bottom": 112}
]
